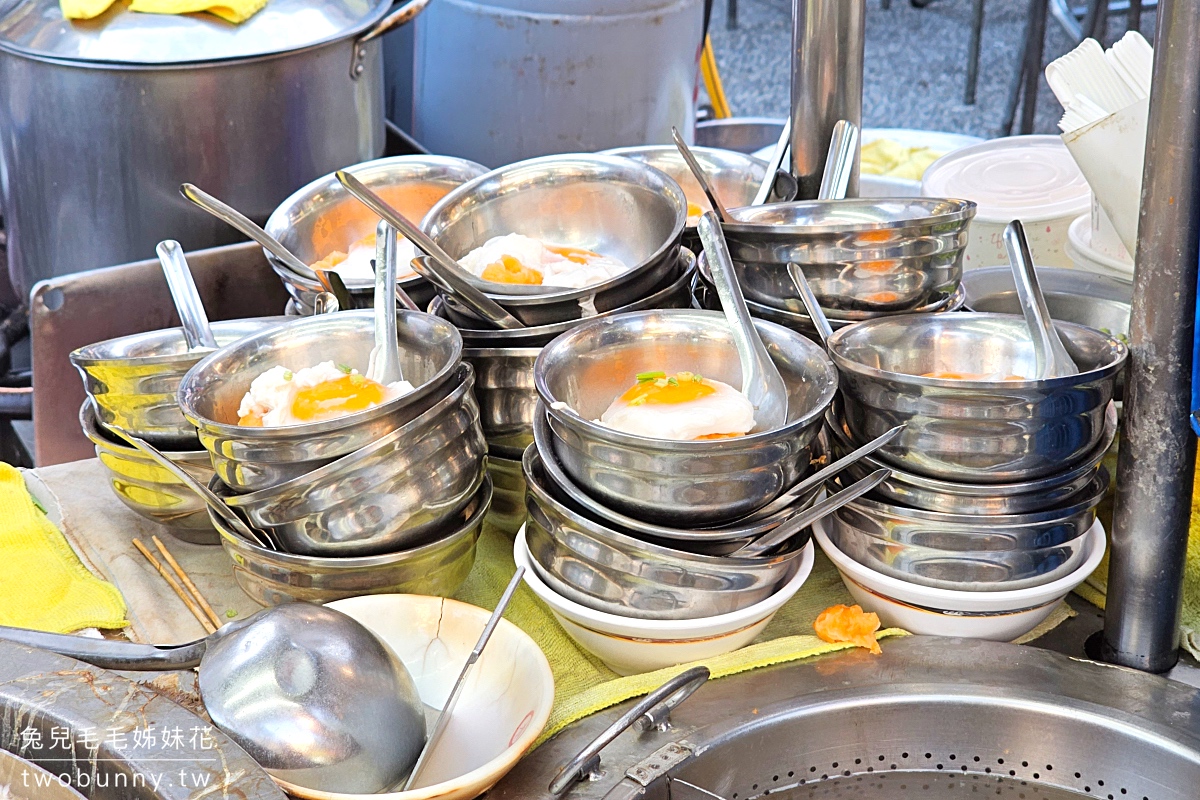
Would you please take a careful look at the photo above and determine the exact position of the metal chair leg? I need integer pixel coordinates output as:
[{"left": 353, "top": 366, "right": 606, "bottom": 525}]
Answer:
[
  {"left": 964, "top": 0, "right": 986, "bottom": 105},
  {"left": 1019, "top": 0, "right": 1049, "bottom": 134},
  {"left": 726, "top": 0, "right": 737, "bottom": 29}
]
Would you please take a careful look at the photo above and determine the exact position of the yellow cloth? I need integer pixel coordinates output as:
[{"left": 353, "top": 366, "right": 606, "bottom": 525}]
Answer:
[
  {"left": 60, "top": 0, "right": 266, "bottom": 24},
  {"left": 0, "top": 464, "right": 128, "bottom": 633},
  {"left": 1075, "top": 453, "right": 1200, "bottom": 660},
  {"left": 456, "top": 524, "right": 1074, "bottom": 744}
]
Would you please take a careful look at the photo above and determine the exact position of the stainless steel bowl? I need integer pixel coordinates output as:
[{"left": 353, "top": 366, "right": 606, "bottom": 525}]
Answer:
[
  {"left": 79, "top": 400, "right": 217, "bottom": 544},
  {"left": 831, "top": 467, "right": 1107, "bottom": 551},
  {"left": 962, "top": 265, "right": 1132, "bottom": 339},
  {"left": 523, "top": 447, "right": 806, "bottom": 620},
  {"left": 70, "top": 317, "right": 289, "bottom": 449},
  {"left": 421, "top": 154, "right": 686, "bottom": 325},
  {"left": 264, "top": 155, "right": 488, "bottom": 313},
  {"left": 222, "top": 364, "right": 486, "bottom": 557},
  {"left": 210, "top": 475, "right": 490, "bottom": 605},
  {"left": 465, "top": 348, "right": 540, "bottom": 456},
  {"left": 535, "top": 309, "right": 838, "bottom": 526},
  {"left": 827, "top": 511, "right": 1094, "bottom": 592},
  {"left": 178, "top": 310, "right": 463, "bottom": 492},
  {"left": 825, "top": 402, "right": 1117, "bottom": 515},
  {"left": 694, "top": 251, "right": 966, "bottom": 335},
  {"left": 828, "top": 313, "right": 1127, "bottom": 483},
  {"left": 429, "top": 245, "right": 699, "bottom": 348},
  {"left": 486, "top": 452, "right": 527, "bottom": 534},
  {"left": 599, "top": 145, "right": 767, "bottom": 245},
  {"left": 720, "top": 198, "right": 976, "bottom": 315},
  {"left": 532, "top": 405, "right": 819, "bottom": 549}
]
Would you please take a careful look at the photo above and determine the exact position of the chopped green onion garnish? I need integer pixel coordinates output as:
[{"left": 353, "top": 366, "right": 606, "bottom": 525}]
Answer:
[
  {"left": 667, "top": 376, "right": 679, "bottom": 386},
  {"left": 336, "top": 363, "right": 353, "bottom": 374},
  {"left": 636, "top": 370, "right": 666, "bottom": 382},
  {"left": 693, "top": 373, "right": 703, "bottom": 383},
  {"left": 282, "top": 370, "right": 293, "bottom": 381},
  {"left": 226, "top": 609, "right": 237, "bottom": 619}
]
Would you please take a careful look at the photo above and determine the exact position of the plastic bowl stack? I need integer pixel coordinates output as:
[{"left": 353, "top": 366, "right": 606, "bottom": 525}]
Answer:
[
  {"left": 265, "top": 155, "right": 489, "bottom": 315},
  {"left": 512, "top": 308, "right": 837, "bottom": 674},
  {"left": 70, "top": 317, "right": 288, "bottom": 543},
  {"left": 815, "top": 312, "right": 1127, "bottom": 640},
  {"left": 175, "top": 311, "right": 489, "bottom": 604},
  {"left": 420, "top": 153, "right": 697, "bottom": 529}
]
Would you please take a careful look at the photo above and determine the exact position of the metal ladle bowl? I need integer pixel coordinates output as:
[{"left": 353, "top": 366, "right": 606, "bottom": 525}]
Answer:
[{"left": 0, "top": 603, "right": 428, "bottom": 794}]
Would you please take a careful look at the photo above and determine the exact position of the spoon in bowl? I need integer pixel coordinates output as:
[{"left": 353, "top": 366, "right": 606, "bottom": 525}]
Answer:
[
  {"left": 180, "top": 184, "right": 317, "bottom": 281},
  {"left": 672, "top": 126, "right": 735, "bottom": 223},
  {"left": 334, "top": 170, "right": 525, "bottom": 330},
  {"left": 697, "top": 211, "right": 788, "bottom": 432},
  {"left": 787, "top": 262, "right": 835, "bottom": 346},
  {"left": 108, "top": 427, "right": 279, "bottom": 551},
  {"left": 817, "top": 119, "right": 859, "bottom": 202},
  {"left": 1004, "top": 219, "right": 1079, "bottom": 379},
  {"left": 368, "top": 220, "right": 405, "bottom": 386},
  {"left": 156, "top": 240, "right": 217, "bottom": 351}
]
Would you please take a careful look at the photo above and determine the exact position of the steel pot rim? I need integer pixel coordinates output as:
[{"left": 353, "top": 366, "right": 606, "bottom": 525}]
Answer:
[{"left": 721, "top": 197, "right": 977, "bottom": 236}]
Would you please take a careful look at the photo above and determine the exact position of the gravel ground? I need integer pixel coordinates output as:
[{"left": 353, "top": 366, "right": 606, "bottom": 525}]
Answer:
[{"left": 707, "top": 0, "right": 1155, "bottom": 137}]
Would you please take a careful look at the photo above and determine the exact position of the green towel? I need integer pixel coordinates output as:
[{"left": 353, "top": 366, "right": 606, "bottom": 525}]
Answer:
[{"left": 452, "top": 523, "right": 1072, "bottom": 745}]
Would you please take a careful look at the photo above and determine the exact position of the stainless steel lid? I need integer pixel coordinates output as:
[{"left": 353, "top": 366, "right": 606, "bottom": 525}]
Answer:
[{"left": 0, "top": 0, "right": 389, "bottom": 65}]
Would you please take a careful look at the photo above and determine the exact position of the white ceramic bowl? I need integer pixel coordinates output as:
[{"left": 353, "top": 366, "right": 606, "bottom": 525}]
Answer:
[
  {"left": 814, "top": 517, "right": 1106, "bottom": 640},
  {"left": 515, "top": 526, "right": 814, "bottom": 674},
  {"left": 280, "top": 594, "right": 554, "bottom": 800}
]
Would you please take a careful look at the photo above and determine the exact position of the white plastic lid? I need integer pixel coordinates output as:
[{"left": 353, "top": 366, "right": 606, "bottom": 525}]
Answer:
[{"left": 921, "top": 135, "right": 1090, "bottom": 223}]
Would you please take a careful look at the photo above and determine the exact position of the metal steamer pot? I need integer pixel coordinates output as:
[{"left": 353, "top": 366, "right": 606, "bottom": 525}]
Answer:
[{"left": 0, "top": 0, "right": 427, "bottom": 300}]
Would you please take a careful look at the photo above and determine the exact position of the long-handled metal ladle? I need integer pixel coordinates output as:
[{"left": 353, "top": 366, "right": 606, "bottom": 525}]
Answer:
[{"left": 157, "top": 240, "right": 217, "bottom": 351}]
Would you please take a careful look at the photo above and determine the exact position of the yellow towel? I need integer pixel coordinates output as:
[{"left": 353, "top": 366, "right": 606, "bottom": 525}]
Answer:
[
  {"left": 61, "top": 0, "right": 267, "bottom": 24},
  {"left": 0, "top": 464, "right": 127, "bottom": 633}
]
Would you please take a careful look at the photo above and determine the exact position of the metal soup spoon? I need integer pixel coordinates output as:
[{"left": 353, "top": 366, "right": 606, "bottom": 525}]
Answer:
[
  {"left": 1004, "top": 219, "right": 1080, "bottom": 379},
  {"left": 697, "top": 211, "right": 788, "bottom": 432},
  {"left": 156, "top": 240, "right": 217, "bottom": 351},
  {"left": 672, "top": 126, "right": 735, "bottom": 223}
]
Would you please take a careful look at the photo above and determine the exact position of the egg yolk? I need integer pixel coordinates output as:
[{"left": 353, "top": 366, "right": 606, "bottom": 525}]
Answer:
[
  {"left": 481, "top": 254, "right": 544, "bottom": 285},
  {"left": 686, "top": 201, "right": 705, "bottom": 220},
  {"left": 544, "top": 245, "right": 606, "bottom": 265},
  {"left": 237, "top": 374, "right": 389, "bottom": 426},
  {"left": 922, "top": 371, "right": 1026, "bottom": 381},
  {"left": 618, "top": 372, "right": 716, "bottom": 406}
]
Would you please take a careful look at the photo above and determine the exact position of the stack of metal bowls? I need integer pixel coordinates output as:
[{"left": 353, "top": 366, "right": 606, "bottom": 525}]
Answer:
[
  {"left": 419, "top": 153, "right": 694, "bottom": 529},
  {"left": 818, "top": 312, "right": 1127, "bottom": 596},
  {"left": 69, "top": 317, "right": 287, "bottom": 542},
  {"left": 599, "top": 145, "right": 768, "bottom": 251},
  {"left": 522, "top": 309, "right": 837, "bottom": 619},
  {"left": 176, "top": 310, "right": 489, "bottom": 603},
  {"left": 693, "top": 198, "right": 976, "bottom": 336},
  {"left": 265, "top": 155, "right": 488, "bottom": 315}
]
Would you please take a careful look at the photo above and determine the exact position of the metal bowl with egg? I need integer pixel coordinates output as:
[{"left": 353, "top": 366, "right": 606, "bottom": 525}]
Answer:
[
  {"left": 80, "top": 399, "right": 217, "bottom": 543},
  {"left": 265, "top": 155, "right": 488, "bottom": 313},
  {"left": 177, "top": 311, "right": 463, "bottom": 492},
  {"left": 827, "top": 313, "right": 1127, "bottom": 483},
  {"left": 719, "top": 197, "right": 975, "bottom": 316},
  {"left": 70, "top": 317, "right": 289, "bottom": 449},
  {"left": 421, "top": 154, "right": 687, "bottom": 325},
  {"left": 209, "top": 475, "right": 491, "bottom": 605},
  {"left": 221, "top": 363, "right": 486, "bottom": 557},
  {"left": 534, "top": 309, "right": 838, "bottom": 527}
]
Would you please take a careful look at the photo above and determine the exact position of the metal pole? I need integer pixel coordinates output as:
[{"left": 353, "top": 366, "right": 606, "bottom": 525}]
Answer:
[
  {"left": 1103, "top": 0, "right": 1200, "bottom": 673},
  {"left": 789, "top": 0, "right": 864, "bottom": 200}
]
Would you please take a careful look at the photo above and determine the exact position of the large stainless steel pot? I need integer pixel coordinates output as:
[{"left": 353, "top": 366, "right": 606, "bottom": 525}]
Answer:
[{"left": 0, "top": 0, "right": 427, "bottom": 299}]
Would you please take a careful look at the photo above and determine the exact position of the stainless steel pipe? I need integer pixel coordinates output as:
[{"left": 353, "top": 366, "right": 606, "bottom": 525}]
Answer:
[
  {"left": 1103, "top": 0, "right": 1200, "bottom": 673},
  {"left": 789, "top": 0, "right": 864, "bottom": 199}
]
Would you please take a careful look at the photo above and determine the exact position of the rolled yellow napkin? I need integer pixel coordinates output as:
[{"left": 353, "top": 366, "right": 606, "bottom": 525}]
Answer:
[
  {"left": 61, "top": 0, "right": 267, "bottom": 24},
  {"left": 0, "top": 463, "right": 128, "bottom": 633}
]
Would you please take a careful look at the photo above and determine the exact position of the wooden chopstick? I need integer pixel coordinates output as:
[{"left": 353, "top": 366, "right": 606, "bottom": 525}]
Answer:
[
  {"left": 151, "top": 535, "right": 223, "bottom": 630},
  {"left": 132, "top": 538, "right": 216, "bottom": 635}
]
